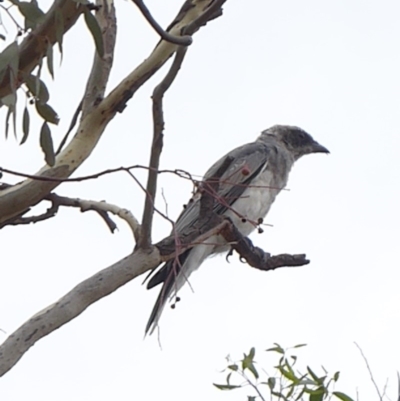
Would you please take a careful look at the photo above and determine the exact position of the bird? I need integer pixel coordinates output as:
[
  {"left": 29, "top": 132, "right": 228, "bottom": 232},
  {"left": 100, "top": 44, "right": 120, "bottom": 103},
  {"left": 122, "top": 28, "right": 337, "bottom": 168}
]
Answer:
[{"left": 144, "top": 124, "right": 329, "bottom": 335}]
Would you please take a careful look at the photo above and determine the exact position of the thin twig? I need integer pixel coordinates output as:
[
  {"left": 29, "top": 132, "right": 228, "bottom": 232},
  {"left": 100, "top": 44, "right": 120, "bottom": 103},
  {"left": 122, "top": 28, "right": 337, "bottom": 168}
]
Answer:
[
  {"left": 132, "top": 0, "right": 192, "bottom": 46},
  {"left": 354, "top": 342, "right": 383, "bottom": 401},
  {"left": 139, "top": 46, "right": 188, "bottom": 248},
  {"left": 1, "top": 193, "right": 141, "bottom": 241},
  {"left": 56, "top": 99, "right": 83, "bottom": 155},
  {"left": 0, "top": 3, "right": 23, "bottom": 31}
]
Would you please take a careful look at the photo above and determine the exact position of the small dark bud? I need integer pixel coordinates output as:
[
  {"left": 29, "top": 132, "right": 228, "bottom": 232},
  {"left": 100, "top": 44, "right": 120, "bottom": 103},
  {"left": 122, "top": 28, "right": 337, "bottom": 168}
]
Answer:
[
  {"left": 183, "top": 204, "right": 187, "bottom": 209},
  {"left": 189, "top": 198, "right": 194, "bottom": 203},
  {"left": 258, "top": 227, "right": 264, "bottom": 234},
  {"left": 176, "top": 297, "right": 181, "bottom": 302},
  {"left": 241, "top": 218, "right": 247, "bottom": 223},
  {"left": 241, "top": 166, "right": 250, "bottom": 176},
  {"left": 171, "top": 304, "right": 176, "bottom": 309},
  {"left": 17, "top": 30, "right": 22, "bottom": 36},
  {"left": 257, "top": 217, "right": 263, "bottom": 224},
  {"left": 29, "top": 99, "right": 34, "bottom": 105}
]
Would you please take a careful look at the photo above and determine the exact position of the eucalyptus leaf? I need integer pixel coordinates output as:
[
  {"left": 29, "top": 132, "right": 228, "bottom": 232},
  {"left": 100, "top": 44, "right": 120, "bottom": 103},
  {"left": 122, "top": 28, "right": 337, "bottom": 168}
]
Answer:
[
  {"left": 332, "top": 392, "right": 355, "bottom": 401},
  {"left": 46, "top": 43, "right": 54, "bottom": 79},
  {"left": 36, "top": 103, "right": 59, "bottom": 124},
  {"left": 0, "top": 41, "right": 19, "bottom": 83},
  {"left": 84, "top": 8, "right": 104, "bottom": 57},
  {"left": 40, "top": 122, "right": 55, "bottom": 166},
  {"left": 20, "top": 107, "right": 30, "bottom": 144},
  {"left": 213, "top": 383, "right": 241, "bottom": 391},
  {"left": 55, "top": 10, "right": 64, "bottom": 56}
]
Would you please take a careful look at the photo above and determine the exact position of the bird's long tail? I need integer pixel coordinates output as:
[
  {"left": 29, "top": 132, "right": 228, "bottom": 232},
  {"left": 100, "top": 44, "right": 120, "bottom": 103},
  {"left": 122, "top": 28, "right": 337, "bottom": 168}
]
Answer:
[{"left": 145, "top": 243, "right": 213, "bottom": 335}]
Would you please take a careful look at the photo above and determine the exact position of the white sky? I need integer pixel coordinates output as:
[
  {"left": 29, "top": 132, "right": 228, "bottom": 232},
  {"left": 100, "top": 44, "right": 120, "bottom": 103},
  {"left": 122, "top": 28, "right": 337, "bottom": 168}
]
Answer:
[{"left": 1, "top": 0, "right": 400, "bottom": 400}]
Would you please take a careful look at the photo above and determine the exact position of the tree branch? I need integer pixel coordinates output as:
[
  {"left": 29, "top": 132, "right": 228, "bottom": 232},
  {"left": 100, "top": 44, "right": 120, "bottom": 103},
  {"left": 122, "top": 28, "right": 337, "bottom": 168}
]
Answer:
[
  {"left": 0, "top": 193, "right": 141, "bottom": 240},
  {"left": 81, "top": 0, "right": 117, "bottom": 118},
  {"left": 139, "top": 46, "right": 188, "bottom": 248},
  {"left": 0, "top": 0, "right": 225, "bottom": 225},
  {"left": 221, "top": 222, "right": 309, "bottom": 270},
  {"left": 132, "top": 0, "right": 192, "bottom": 46},
  {"left": 0, "top": 247, "right": 161, "bottom": 378},
  {"left": 0, "top": 0, "right": 85, "bottom": 98}
]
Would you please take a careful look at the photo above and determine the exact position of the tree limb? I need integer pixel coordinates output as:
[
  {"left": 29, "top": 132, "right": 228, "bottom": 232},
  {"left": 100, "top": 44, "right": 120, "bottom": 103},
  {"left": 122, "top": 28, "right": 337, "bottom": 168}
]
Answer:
[
  {"left": 0, "top": 0, "right": 226, "bottom": 225},
  {"left": 0, "top": 0, "right": 85, "bottom": 98},
  {"left": 139, "top": 46, "right": 188, "bottom": 248},
  {"left": 81, "top": 0, "right": 117, "bottom": 118},
  {"left": 0, "top": 247, "right": 161, "bottom": 377}
]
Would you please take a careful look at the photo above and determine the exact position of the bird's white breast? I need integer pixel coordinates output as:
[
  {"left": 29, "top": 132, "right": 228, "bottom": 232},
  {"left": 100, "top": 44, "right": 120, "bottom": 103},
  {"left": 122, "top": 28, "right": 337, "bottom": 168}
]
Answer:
[{"left": 224, "top": 168, "right": 288, "bottom": 237}]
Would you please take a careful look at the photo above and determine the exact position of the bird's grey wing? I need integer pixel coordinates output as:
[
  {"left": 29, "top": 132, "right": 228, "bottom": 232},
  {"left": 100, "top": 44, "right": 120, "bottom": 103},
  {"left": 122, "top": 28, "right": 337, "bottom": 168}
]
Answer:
[{"left": 172, "top": 141, "right": 271, "bottom": 232}]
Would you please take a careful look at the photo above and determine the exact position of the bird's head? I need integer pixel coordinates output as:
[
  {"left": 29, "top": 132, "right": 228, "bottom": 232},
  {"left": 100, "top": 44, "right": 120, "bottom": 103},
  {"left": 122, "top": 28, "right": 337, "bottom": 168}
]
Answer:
[{"left": 260, "top": 125, "right": 329, "bottom": 160}]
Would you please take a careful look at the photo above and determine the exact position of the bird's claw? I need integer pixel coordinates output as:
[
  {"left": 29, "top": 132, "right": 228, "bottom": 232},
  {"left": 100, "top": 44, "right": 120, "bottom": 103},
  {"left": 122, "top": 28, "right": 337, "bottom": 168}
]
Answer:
[{"left": 225, "top": 248, "right": 234, "bottom": 263}]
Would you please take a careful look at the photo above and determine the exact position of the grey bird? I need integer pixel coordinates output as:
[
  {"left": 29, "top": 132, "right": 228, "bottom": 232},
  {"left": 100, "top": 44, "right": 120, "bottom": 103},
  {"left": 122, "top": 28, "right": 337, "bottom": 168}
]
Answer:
[{"left": 145, "top": 125, "right": 329, "bottom": 335}]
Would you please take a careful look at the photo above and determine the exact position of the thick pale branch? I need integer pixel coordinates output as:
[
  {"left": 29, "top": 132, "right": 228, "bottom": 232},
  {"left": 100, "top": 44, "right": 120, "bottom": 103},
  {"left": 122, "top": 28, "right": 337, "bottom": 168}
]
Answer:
[
  {"left": 0, "top": 0, "right": 85, "bottom": 98},
  {"left": 0, "top": 247, "right": 160, "bottom": 377},
  {"left": 0, "top": 0, "right": 225, "bottom": 225},
  {"left": 81, "top": 0, "right": 117, "bottom": 118}
]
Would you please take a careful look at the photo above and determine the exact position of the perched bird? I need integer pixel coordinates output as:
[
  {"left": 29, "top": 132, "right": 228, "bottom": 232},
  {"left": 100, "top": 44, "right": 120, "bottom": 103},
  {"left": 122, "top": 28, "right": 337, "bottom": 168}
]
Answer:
[{"left": 145, "top": 125, "right": 329, "bottom": 335}]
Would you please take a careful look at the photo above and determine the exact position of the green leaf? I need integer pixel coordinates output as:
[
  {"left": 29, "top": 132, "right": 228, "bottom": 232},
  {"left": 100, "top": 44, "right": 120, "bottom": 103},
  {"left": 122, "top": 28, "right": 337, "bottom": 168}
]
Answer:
[
  {"left": 0, "top": 41, "right": 19, "bottom": 83},
  {"left": 83, "top": 8, "right": 104, "bottom": 57},
  {"left": 40, "top": 122, "right": 55, "bottom": 166},
  {"left": 249, "top": 347, "right": 255, "bottom": 359},
  {"left": 1, "top": 93, "right": 16, "bottom": 107},
  {"left": 248, "top": 397, "right": 256, "bottom": 401},
  {"left": 55, "top": 10, "right": 64, "bottom": 57},
  {"left": 19, "top": 0, "right": 45, "bottom": 30},
  {"left": 242, "top": 348, "right": 259, "bottom": 379},
  {"left": 46, "top": 43, "right": 54, "bottom": 79},
  {"left": 307, "top": 366, "right": 321, "bottom": 384},
  {"left": 278, "top": 366, "right": 298, "bottom": 383},
  {"left": 25, "top": 74, "right": 39, "bottom": 97},
  {"left": 333, "top": 371, "right": 340, "bottom": 382},
  {"left": 20, "top": 106, "right": 30, "bottom": 144},
  {"left": 37, "top": 80, "right": 49, "bottom": 104},
  {"left": 267, "top": 377, "right": 276, "bottom": 390},
  {"left": 5, "top": 105, "right": 13, "bottom": 139},
  {"left": 213, "top": 383, "right": 241, "bottom": 391},
  {"left": 294, "top": 343, "right": 307, "bottom": 349},
  {"left": 309, "top": 392, "right": 324, "bottom": 401},
  {"left": 228, "top": 364, "right": 238, "bottom": 371},
  {"left": 36, "top": 103, "right": 59, "bottom": 124},
  {"left": 332, "top": 392, "right": 355, "bottom": 401},
  {"left": 266, "top": 345, "right": 285, "bottom": 354}
]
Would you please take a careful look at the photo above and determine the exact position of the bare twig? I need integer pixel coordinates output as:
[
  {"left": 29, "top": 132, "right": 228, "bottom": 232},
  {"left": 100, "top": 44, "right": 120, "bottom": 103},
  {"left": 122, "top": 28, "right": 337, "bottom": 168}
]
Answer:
[
  {"left": 0, "top": 165, "right": 196, "bottom": 184},
  {"left": 1, "top": 193, "right": 141, "bottom": 241},
  {"left": 354, "top": 342, "right": 383, "bottom": 401},
  {"left": 56, "top": 99, "right": 83, "bottom": 155},
  {"left": 140, "top": 47, "right": 188, "bottom": 248},
  {"left": 132, "top": 0, "right": 192, "bottom": 46}
]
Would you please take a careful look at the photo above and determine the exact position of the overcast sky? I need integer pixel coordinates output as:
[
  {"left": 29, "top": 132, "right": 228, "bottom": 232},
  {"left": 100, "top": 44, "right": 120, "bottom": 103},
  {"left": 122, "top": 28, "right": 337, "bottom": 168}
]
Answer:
[{"left": 1, "top": 0, "right": 400, "bottom": 400}]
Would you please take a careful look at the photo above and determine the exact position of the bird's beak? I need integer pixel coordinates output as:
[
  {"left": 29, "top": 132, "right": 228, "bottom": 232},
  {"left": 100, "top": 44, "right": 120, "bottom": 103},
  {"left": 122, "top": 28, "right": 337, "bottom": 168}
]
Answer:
[{"left": 311, "top": 141, "right": 330, "bottom": 154}]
